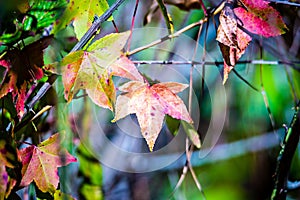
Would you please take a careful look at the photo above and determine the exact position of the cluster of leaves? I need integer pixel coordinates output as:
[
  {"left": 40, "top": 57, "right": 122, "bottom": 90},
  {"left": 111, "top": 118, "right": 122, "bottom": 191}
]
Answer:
[
  {"left": 216, "top": 0, "right": 287, "bottom": 83},
  {"left": 0, "top": 0, "right": 289, "bottom": 198},
  {"left": 0, "top": 0, "right": 197, "bottom": 197}
]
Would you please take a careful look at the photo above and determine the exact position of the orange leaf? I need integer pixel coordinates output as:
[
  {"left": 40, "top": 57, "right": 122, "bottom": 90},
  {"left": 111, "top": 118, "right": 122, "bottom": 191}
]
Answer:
[{"left": 56, "top": 32, "right": 142, "bottom": 110}]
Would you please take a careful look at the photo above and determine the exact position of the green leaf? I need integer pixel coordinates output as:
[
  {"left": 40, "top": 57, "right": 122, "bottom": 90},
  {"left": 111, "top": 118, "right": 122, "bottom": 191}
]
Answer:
[
  {"left": 80, "top": 184, "right": 103, "bottom": 200},
  {"left": 181, "top": 120, "right": 201, "bottom": 148},
  {"left": 156, "top": 0, "right": 174, "bottom": 34},
  {"left": 27, "top": 0, "right": 67, "bottom": 31},
  {"left": 54, "top": 190, "right": 75, "bottom": 200},
  {"left": 166, "top": 115, "right": 180, "bottom": 136},
  {"left": 52, "top": 0, "right": 111, "bottom": 39}
]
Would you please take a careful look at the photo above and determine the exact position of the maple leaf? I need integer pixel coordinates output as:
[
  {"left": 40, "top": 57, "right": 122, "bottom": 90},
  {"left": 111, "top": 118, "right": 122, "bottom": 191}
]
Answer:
[
  {"left": 52, "top": 0, "right": 110, "bottom": 39},
  {"left": 18, "top": 133, "right": 77, "bottom": 193},
  {"left": 48, "top": 31, "right": 143, "bottom": 110},
  {"left": 112, "top": 81, "right": 193, "bottom": 151},
  {"left": 234, "top": 0, "right": 287, "bottom": 37},
  {"left": 0, "top": 36, "right": 52, "bottom": 118},
  {"left": 216, "top": 2, "right": 252, "bottom": 84},
  {"left": 216, "top": 0, "right": 286, "bottom": 83}
]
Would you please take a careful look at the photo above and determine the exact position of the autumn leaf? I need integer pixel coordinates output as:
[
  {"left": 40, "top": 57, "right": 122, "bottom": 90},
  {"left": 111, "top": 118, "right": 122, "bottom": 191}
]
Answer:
[
  {"left": 216, "top": 0, "right": 287, "bottom": 83},
  {"left": 112, "top": 81, "right": 192, "bottom": 151},
  {"left": 216, "top": 1, "right": 252, "bottom": 84},
  {"left": 18, "top": 133, "right": 77, "bottom": 193},
  {"left": 234, "top": 0, "right": 287, "bottom": 37},
  {"left": 52, "top": 0, "right": 110, "bottom": 39},
  {"left": 0, "top": 36, "right": 52, "bottom": 118},
  {"left": 49, "top": 31, "right": 142, "bottom": 110}
]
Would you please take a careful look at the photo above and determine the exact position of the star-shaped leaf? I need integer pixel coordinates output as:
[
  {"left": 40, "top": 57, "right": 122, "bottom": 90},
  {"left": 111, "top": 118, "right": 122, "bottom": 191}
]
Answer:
[
  {"left": 49, "top": 31, "right": 143, "bottom": 110},
  {"left": 18, "top": 133, "right": 77, "bottom": 193},
  {"left": 113, "top": 81, "right": 192, "bottom": 151}
]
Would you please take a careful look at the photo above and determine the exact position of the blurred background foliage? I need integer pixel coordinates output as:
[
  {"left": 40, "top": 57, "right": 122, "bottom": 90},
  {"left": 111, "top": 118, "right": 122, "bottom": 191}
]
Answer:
[{"left": 0, "top": 0, "right": 300, "bottom": 199}]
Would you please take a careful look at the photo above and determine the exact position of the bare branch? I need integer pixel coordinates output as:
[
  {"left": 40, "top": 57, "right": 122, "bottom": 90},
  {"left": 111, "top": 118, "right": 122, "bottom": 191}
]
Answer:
[{"left": 271, "top": 101, "right": 300, "bottom": 199}]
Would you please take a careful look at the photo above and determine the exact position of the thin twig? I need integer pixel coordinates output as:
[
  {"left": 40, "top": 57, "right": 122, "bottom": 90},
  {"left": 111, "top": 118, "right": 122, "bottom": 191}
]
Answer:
[
  {"left": 131, "top": 59, "right": 300, "bottom": 67},
  {"left": 127, "top": 19, "right": 207, "bottom": 56},
  {"left": 126, "top": 0, "right": 139, "bottom": 52},
  {"left": 268, "top": 0, "right": 300, "bottom": 7},
  {"left": 258, "top": 40, "right": 277, "bottom": 140},
  {"left": 231, "top": 68, "right": 260, "bottom": 92}
]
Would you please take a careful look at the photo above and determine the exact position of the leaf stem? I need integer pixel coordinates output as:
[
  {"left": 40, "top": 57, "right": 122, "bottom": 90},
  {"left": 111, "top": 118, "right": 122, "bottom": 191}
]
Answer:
[{"left": 126, "top": 0, "right": 140, "bottom": 52}]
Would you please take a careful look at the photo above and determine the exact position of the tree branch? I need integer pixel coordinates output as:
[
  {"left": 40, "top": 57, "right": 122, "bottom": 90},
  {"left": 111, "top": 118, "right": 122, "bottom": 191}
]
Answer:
[
  {"left": 268, "top": 0, "right": 300, "bottom": 7},
  {"left": 71, "top": 0, "right": 127, "bottom": 52},
  {"left": 131, "top": 60, "right": 300, "bottom": 69},
  {"left": 271, "top": 101, "right": 300, "bottom": 200}
]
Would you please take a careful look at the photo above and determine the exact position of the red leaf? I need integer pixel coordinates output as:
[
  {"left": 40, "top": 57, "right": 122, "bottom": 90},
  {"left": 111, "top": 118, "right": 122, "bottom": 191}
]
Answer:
[
  {"left": 235, "top": 0, "right": 287, "bottom": 37},
  {"left": 0, "top": 36, "right": 52, "bottom": 118},
  {"left": 18, "top": 133, "right": 76, "bottom": 193}
]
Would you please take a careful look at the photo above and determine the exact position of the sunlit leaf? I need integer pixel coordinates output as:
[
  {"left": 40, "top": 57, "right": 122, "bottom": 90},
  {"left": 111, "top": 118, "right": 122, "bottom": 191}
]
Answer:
[
  {"left": 49, "top": 31, "right": 141, "bottom": 110},
  {"left": 113, "top": 81, "right": 192, "bottom": 151},
  {"left": 52, "top": 0, "right": 110, "bottom": 39},
  {"left": 18, "top": 133, "right": 77, "bottom": 193}
]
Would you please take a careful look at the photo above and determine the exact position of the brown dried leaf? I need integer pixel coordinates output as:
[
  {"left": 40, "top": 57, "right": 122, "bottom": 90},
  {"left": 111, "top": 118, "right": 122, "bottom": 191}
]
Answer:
[{"left": 216, "top": 5, "right": 252, "bottom": 84}]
